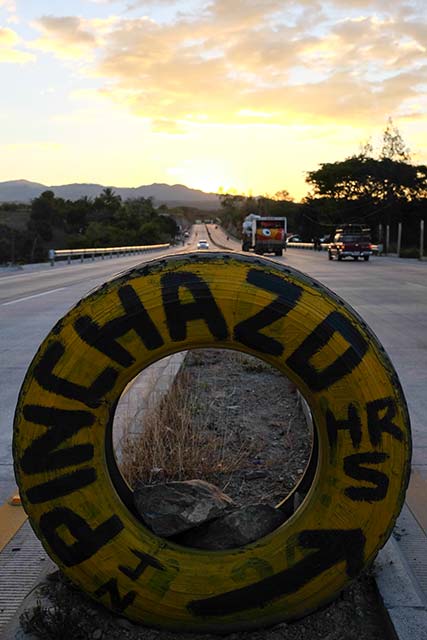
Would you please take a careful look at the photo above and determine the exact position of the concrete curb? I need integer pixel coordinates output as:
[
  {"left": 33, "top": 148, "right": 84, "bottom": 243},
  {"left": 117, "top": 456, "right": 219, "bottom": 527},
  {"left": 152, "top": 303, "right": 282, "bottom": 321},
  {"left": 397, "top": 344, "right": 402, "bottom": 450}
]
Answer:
[
  {"left": 297, "top": 391, "right": 427, "bottom": 639},
  {"left": 113, "top": 351, "right": 187, "bottom": 458},
  {"left": 0, "top": 560, "right": 57, "bottom": 640},
  {"left": 375, "top": 536, "right": 427, "bottom": 640}
]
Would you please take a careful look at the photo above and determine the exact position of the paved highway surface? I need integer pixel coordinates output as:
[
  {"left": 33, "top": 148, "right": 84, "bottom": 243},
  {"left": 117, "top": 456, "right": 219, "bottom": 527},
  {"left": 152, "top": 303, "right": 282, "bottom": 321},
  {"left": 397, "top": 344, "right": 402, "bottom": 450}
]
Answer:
[
  {"left": 217, "top": 225, "right": 427, "bottom": 607},
  {"left": 1, "top": 227, "right": 426, "bottom": 513},
  {"left": 0, "top": 244, "right": 189, "bottom": 501},
  {"left": 1, "top": 224, "right": 427, "bottom": 627}
]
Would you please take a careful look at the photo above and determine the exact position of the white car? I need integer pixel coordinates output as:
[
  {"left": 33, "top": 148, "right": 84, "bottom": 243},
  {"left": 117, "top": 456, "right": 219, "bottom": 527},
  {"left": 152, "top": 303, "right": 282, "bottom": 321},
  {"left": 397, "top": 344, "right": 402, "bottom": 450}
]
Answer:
[{"left": 197, "top": 240, "right": 209, "bottom": 249}]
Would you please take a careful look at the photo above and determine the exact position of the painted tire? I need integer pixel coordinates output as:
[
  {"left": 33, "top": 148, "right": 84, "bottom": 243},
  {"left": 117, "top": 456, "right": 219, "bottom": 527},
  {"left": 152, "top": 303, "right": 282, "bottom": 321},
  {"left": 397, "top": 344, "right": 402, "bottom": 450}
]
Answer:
[{"left": 13, "top": 252, "right": 411, "bottom": 632}]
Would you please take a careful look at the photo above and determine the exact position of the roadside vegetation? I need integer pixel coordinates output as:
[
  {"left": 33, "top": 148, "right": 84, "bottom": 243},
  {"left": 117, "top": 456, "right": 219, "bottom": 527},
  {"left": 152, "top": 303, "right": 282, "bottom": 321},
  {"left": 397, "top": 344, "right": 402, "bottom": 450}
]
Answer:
[
  {"left": 0, "top": 188, "right": 180, "bottom": 264},
  {"left": 219, "top": 118, "right": 427, "bottom": 253},
  {"left": 2, "top": 118, "right": 426, "bottom": 264},
  {"left": 119, "top": 361, "right": 258, "bottom": 489}
]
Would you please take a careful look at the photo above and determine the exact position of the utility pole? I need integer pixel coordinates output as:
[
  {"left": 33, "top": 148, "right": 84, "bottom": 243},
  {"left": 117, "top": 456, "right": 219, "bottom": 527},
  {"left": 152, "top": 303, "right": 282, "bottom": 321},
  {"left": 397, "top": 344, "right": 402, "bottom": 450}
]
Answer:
[{"left": 397, "top": 222, "right": 402, "bottom": 257}]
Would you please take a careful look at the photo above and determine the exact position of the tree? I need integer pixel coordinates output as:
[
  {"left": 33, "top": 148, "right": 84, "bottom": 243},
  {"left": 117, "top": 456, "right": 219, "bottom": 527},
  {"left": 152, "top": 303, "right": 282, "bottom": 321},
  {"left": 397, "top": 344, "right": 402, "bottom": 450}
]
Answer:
[
  {"left": 28, "top": 191, "right": 56, "bottom": 241},
  {"left": 65, "top": 197, "right": 92, "bottom": 234},
  {"left": 273, "top": 189, "right": 293, "bottom": 202},
  {"left": 92, "top": 188, "right": 122, "bottom": 224},
  {"left": 304, "top": 119, "right": 427, "bottom": 235},
  {"left": 123, "top": 197, "right": 156, "bottom": 221},
  {"left": 380, "top": 117, "right": 411, "bottom": 162}
]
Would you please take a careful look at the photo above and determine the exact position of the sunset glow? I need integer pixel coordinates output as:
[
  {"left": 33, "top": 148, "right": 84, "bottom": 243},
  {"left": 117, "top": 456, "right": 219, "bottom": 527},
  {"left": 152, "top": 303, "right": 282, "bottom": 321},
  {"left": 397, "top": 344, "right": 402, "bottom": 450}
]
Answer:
[{"left": 2, "top": 1, "right": 427, "bottom": 201}]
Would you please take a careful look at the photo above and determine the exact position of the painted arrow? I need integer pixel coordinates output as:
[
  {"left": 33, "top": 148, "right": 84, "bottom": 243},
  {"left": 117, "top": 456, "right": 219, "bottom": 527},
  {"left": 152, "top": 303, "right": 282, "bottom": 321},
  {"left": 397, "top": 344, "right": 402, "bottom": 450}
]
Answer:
[{"left": 188, "top": 528, "right": 366, "bottom": 618}]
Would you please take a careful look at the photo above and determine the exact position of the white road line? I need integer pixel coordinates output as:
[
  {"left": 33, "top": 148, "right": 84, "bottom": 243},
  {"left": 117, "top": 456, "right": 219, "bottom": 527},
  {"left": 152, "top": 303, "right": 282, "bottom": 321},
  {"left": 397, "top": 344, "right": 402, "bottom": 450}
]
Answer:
[{"left": 2, "top": 287, "right": 66, "bottom": 306}]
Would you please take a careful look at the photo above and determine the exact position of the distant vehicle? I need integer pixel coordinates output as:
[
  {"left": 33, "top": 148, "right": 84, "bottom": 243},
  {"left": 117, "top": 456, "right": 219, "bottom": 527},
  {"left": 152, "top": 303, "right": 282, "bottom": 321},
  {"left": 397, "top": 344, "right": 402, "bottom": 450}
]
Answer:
[
  {"left": 286, "top": 234, "right": 303, "bottom": 243},
  {"left": 197, "top": 240, "right": 209, "bottom": 250},
  {"left": 183, "top": 231, "right": 190, "bottom": 238},
  {"left": 241, "top": 215, "right": 287, "bottom": 256},
  {"left": 328, "top": 226, "right": 372, "bottom": 261}
]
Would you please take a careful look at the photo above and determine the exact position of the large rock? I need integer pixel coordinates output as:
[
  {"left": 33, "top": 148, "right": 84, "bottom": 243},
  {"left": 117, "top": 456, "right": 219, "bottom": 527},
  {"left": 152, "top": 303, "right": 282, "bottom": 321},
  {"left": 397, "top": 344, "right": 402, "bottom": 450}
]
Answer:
[
  {"left": 134, "top": 479, "right": 235, "bottom": 537},
  {"left": 174, "top": 504, "right": 286, "bottom": 550}
]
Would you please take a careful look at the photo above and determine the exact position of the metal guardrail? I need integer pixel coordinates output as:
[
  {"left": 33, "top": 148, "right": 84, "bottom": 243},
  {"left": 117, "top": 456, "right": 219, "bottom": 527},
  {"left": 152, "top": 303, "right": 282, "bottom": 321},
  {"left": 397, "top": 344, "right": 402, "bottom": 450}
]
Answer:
[
  {"left": 286, "top": 242, "right": 328, "bottom": 250},
  {"left": 48, "top": 243, "right": 170, "bottom": 266},
  {"left": 286, "top": 242, "right": 382, "bottom": 254}
]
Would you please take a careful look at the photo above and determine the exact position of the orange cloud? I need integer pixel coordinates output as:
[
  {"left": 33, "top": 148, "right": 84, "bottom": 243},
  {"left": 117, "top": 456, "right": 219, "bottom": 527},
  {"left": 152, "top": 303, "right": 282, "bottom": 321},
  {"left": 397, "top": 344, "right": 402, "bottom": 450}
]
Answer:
[
  {"left": 31, "top": 15, "right": 97, "bottom": 59},
  {"left": 0, "top": 26, "right": 34, "bottom": 62},
  {"left": 25, "top": 1, "right": 427, "bottom": 130}
]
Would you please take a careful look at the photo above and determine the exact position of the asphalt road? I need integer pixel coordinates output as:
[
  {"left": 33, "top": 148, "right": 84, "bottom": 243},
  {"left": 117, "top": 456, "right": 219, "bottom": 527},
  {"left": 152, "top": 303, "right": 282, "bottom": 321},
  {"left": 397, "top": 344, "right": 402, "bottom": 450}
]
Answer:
[
  {"left": 1, "top": 225, "right": 427, "bottom": 635},
  {"left": 213, "top": 226, "right": 427, "bottom": 608},
  {"left": 0, "top": 245, "right": 189, "bottom": 502},
  {"left": 212, "top": 226, "right": 427, "bottom": 459},
  {"left": 212, "top": 227, "right": 427, "bottom": 528},
  {"left": 1, "top": 229, "right": 426, "bottom": 515}
]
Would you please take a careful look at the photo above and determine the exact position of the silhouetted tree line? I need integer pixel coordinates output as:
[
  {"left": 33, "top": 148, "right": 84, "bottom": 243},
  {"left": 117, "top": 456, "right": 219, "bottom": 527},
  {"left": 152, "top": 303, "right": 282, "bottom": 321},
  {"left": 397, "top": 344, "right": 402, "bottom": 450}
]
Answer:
[
  {"left": 220, "top": 119, "right": 427, "bottom": 247},
  {"left": 0, "top": 188, "right": 179, "bottom": 264},
  {"left": 302, "top": 118, "right": 427, "bottom": 244}
]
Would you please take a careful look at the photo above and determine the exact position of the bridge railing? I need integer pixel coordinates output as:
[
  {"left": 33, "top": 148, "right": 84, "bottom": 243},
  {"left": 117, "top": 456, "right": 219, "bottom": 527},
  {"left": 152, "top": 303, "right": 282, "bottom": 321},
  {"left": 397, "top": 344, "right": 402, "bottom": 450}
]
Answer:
[
  {"left": 48, "top": 243, "right": 170, "bottom": 266},
  {"left": 286, "top": 242, "right": 382, "bottom": 254},
  {"left": 286, "top": 242, "right": 328, "bottom": 250}
]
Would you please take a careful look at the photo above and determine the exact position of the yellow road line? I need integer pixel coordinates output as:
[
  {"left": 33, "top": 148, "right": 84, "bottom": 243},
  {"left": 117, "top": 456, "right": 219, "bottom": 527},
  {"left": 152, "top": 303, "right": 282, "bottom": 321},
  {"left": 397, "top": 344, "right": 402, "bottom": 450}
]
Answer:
[{"left": 0, "top": 492, "right": 28, "bottom": 553}]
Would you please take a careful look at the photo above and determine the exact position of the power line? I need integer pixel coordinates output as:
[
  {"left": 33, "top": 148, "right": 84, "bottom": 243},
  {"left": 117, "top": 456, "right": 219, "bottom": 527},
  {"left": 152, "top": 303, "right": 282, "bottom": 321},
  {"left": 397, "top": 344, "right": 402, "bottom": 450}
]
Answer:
[{"left": 301, "top": 199, "right": 394, "bottom": 227}]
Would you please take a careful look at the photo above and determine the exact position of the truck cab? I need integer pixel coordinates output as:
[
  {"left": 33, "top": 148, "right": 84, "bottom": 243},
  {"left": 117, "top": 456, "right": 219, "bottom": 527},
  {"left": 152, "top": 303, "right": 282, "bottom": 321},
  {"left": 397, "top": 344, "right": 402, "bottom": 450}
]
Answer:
[{"left": 328, "top": 226, "right": 372, "bottom": 261}]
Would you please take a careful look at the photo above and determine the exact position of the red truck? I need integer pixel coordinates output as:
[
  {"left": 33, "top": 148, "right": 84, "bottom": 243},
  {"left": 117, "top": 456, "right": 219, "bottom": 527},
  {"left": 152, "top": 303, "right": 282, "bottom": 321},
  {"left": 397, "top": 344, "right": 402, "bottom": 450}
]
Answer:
[{"left": 328, "top": 226, "right": 372, "bottom": 261}]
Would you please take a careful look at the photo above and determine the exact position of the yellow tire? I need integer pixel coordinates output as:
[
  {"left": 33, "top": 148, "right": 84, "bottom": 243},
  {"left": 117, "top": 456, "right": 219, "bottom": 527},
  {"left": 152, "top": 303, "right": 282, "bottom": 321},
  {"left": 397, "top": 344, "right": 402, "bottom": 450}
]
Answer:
[{"left": 13, "top": 252, "right": 411, "bottom": 632}]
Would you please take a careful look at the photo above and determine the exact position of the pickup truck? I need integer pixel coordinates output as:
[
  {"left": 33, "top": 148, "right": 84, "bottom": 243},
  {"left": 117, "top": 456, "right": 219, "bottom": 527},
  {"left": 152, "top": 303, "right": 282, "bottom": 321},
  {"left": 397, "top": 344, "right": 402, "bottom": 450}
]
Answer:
[{"left": 328, "top": 230, "right": 372, "bottom": 261}]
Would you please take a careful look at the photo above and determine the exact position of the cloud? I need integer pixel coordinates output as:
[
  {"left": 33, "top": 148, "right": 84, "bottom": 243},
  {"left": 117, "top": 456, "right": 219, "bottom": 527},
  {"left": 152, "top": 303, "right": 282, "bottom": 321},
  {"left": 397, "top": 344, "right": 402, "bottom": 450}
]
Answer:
[
  {"left": 151, "top": 118, "right": 187, "bottom": 133},
  {"left": 0, "top": 0, "right": 16, "bottom": 13},
  {"left": 0, "top": 25, "right": 18, "bottom": 45},
  {"left": 0, "top": 27, "right": 34, "bottom": 62},
  {"left": 0, "top": 0, "right": 18, "bottom": 23},
  {"left": 31, "top": 15, "right": 97, "bottom": 59},
  {"left": 27, "top": 0, "right": 427, "bottom": 128}
]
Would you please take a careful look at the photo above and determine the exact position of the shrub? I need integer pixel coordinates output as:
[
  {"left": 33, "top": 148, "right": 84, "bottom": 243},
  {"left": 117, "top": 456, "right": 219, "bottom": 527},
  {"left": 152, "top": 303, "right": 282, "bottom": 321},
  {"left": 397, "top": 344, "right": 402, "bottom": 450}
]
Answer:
[{"left": 399, "top": 247, "right": 421, "bottom": 258}]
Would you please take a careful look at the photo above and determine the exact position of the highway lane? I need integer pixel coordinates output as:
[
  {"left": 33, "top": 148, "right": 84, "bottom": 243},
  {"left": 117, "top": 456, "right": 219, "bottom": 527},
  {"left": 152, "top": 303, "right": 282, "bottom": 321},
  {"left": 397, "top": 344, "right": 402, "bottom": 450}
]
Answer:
[
  {"left": 206, "top": 228, "right": 427, "bottom": 604},
  {"left": 2, "top": 228, "right": 426, "bottom": 613},
  {"left": 0, "top": 250, "right": 174, "bottom": 305},
  {"left": 0, "top": 243, "right": 194, "bottom": 503},
  {"left": 2, "top": 231, "right": 427, "bottom": 511},
  {"left": 209, "top": 225, "right": 427, "bottom": 467}
]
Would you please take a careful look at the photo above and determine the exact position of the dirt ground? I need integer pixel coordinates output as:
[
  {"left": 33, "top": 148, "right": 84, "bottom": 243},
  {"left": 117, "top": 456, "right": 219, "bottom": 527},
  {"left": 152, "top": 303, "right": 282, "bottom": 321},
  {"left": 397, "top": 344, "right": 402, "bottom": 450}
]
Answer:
[{"left": 20, "top": 350, "right": 392, "bottom": 640}]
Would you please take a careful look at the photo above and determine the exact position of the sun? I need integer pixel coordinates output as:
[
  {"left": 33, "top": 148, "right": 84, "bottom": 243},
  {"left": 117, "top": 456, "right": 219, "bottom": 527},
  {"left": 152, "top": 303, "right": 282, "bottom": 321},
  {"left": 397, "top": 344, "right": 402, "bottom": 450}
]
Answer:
[
  {"left": 192, "top": 176, "right": 225, "bottom": 194},
  {"left": 181, "top": 172, "right": 227, "bottom": 194},
  {"left": 167, "top": 165, "right": 236, "bottom": 194}
]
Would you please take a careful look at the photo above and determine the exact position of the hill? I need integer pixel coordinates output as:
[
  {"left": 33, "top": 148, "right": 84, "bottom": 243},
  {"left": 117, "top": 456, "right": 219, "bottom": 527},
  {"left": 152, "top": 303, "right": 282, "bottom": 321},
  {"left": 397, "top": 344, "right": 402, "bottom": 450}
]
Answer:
[{"left": 0, "top": 180, "right": 221, "bottom": 210}]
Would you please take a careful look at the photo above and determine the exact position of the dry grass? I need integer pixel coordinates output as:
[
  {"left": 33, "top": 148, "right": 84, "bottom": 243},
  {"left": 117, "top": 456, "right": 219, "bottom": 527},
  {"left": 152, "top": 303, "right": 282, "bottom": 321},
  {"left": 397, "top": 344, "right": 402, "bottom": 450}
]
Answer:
[
  {"left": 20, "top": 599, "right": 86, "bottom": 640},
  {"left": 119, "top": 366, "right": 257, "bottom": 489}
]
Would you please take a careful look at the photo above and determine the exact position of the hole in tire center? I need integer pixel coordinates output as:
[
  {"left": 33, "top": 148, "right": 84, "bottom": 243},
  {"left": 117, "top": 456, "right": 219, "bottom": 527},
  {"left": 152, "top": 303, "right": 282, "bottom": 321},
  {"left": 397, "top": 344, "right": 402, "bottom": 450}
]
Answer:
[{"left": 111, "top": 348, "right": 315, "bottom": 545}]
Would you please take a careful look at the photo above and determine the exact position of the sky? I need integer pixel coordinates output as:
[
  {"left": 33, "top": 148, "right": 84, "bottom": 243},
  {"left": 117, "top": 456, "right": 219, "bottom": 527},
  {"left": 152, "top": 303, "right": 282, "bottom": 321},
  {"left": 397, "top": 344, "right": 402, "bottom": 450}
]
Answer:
[{"left": 1, "top": 0, "right": 427, "bottom": 201}]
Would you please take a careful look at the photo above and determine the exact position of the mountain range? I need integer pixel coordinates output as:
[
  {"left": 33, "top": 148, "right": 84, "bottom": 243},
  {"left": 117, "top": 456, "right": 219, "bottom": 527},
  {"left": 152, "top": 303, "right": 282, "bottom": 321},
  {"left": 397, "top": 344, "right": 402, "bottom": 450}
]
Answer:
[{"left": 0, "top": 180, "right": 221, "bottom": 210}]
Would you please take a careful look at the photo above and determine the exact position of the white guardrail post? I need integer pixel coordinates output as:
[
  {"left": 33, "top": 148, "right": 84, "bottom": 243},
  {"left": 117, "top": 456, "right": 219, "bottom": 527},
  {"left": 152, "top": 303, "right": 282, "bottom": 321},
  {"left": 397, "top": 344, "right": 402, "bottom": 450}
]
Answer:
[{"left": 49, "top": 243, "right": 170, "bottom": 266}]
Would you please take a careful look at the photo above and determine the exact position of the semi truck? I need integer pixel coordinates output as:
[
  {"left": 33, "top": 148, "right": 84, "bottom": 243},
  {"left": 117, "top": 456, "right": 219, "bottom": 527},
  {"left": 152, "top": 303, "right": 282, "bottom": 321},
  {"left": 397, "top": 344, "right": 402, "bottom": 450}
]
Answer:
[{"left": 241, "top": 215, "right": 287, "bottom": 256}]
